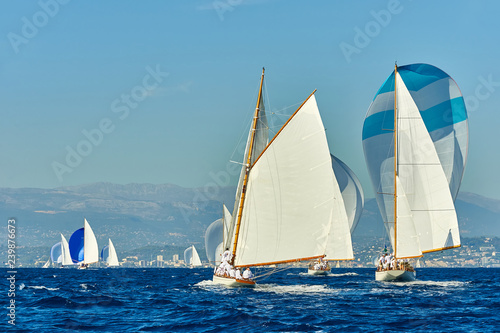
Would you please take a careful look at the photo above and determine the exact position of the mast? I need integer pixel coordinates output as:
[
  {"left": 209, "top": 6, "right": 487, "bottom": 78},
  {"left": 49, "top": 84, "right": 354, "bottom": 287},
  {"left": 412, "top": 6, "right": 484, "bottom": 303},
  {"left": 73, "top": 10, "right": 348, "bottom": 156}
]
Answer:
[
  {"left": 231, "top": 68, "right": 265, "bottom": 264},
  {"left": 393, "top": 63, "right": 398, "bottom": 259}
]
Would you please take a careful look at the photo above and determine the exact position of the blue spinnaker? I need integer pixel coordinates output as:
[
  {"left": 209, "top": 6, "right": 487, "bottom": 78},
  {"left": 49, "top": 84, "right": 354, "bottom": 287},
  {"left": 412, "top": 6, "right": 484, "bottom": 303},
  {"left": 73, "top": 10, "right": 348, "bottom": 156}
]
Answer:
[{"left": 69, "top": 227, "right": 85, "bottom": 263}]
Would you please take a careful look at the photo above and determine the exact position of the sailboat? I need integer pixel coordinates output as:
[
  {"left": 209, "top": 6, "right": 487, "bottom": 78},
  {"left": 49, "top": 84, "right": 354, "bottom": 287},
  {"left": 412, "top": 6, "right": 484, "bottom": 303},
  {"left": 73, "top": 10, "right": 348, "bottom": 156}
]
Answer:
[
  {"left": 205, "top": 204, "right": 231, "bottom": 266},
  {"left": 362, "top": 63, "right": 468, "bottom": 281},
  {"left": 308, "top": 154, "right": 364, "bottom": 275},
  {"left": 184, "top": 245, "right": 202, "bottom": 267},
  {"left": 68, "top": 218, "right": 99, "bottom": 269},
  {"left": 213, "top": 68, "right": 352, "bottom": 287},
  {"left": 49, "top": 234, "right": 75, "bottom": 267},
  {"left": 42, "top": 258, "right": 51, "bottom": 268},
  {"left": 101, "top": 238, "right": 120, "bottom": 267}
]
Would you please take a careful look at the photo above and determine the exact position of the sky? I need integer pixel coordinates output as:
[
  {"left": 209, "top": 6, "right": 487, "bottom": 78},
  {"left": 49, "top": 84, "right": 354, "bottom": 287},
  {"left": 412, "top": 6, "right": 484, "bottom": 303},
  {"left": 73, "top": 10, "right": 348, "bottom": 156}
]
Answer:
[{"left": 1, "top": 0, "right": 499, "bottom": 200}]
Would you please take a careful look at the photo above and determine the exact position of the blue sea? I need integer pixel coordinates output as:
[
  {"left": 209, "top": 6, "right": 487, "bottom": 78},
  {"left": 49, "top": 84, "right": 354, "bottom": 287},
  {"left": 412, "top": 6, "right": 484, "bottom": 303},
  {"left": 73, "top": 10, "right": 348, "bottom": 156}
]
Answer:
[{"left": 2, "top": 268, "right": 499, "bottom": 332}]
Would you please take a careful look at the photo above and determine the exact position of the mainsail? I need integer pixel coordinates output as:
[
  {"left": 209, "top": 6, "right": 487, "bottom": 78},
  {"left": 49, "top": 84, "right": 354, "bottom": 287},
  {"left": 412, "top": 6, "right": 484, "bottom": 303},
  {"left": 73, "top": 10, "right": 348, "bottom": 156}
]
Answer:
[
  {"left": 184, "top": 245, "right": 202, "bottom": 266},
  {"left": 362, "top": 64, "right": 467, "bottom": 258},
  {"left": 61, "top": 234, "right": 73, "bottom": 266},
  {"left": 228, "top": 84, "right": 350, "bottom": 267},
  {"left": 68, "top": 219, "right": 99, "bottom": 265},
  {"left": 101, "top": 238, "right": 119, "bottom": 267}
]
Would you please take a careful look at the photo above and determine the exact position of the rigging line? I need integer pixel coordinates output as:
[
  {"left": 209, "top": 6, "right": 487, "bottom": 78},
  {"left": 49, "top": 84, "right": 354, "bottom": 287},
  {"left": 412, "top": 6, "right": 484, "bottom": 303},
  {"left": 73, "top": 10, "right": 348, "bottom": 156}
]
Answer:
[{"left": 229, "top": 81, "right": 263, "bottom": 160}]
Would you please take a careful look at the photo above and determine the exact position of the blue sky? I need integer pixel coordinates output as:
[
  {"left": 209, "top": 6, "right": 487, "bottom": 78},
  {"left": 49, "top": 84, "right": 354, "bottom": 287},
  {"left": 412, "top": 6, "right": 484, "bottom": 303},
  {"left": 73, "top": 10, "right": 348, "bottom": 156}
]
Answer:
[{"left": 1, "top": 0, "right": 499, "bottom": 200}]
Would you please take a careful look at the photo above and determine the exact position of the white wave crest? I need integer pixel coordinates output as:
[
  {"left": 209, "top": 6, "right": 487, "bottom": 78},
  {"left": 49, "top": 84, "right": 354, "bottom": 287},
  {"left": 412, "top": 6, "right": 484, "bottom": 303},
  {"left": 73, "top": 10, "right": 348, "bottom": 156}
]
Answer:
[
  {"left": 27, "top": 285, "right": 59, "bottom": 291},
  {"left": 256, "top": 283, "right": 337, "bottom": 295}
]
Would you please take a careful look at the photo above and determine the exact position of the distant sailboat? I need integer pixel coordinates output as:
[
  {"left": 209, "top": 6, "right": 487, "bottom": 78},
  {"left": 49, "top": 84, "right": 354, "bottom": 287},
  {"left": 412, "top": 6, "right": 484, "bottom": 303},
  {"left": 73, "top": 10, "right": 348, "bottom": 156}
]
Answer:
[
  {"left": 362, "top": 63, "right": 468, "bottom": 281},
  {"left": 205, "top": 204, "right": 231, "bottom": 266},
  {"left": 213, "top": 69, "right": 350, "bottom": 287},
  {"left": 68, "top": 218, "right": 99, "bottom": 269},
  {"left": 60, "top": 234, "right": 73, "bottom": 266},
  {"left": 42, "top": 258, "right": 51, "bottom": 268},
  {"left": 49, "top": 234, "right": 75, "bottom": 267},
  {"left": 101, "top": 238, "right": 120, "bottom": 267},
  {"left": 184, "top": 245, "right": 202, "bottom": 267}
]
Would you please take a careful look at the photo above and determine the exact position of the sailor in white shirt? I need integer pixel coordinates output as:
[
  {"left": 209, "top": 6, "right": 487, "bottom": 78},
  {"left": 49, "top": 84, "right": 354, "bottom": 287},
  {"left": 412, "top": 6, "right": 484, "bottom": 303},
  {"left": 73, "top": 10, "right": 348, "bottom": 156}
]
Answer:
[
  {"left": 221, "top": 248, "right": 231, "bottom": 263},
  {"left": 243, "top": 267, "right": 253, "bottom": 279},
  {"left": 235, "top": 268, "right": 242, "bottom": 279},
  {"left": 229, "top": 267, "right": 235, "bottom": 278}
]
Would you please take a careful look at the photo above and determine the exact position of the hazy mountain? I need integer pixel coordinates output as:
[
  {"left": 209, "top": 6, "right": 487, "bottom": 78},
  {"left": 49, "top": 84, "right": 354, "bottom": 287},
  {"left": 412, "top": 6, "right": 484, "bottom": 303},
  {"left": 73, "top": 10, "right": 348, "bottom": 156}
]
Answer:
[{"left": 0, "top": 183, "right": 498, "bottom": 252}]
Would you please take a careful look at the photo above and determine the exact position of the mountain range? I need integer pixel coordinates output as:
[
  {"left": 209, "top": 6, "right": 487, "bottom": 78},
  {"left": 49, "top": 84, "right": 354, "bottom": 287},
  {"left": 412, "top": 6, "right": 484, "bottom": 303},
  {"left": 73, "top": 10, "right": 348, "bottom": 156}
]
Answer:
[{"left": 0, "top": 182, "right": 499, "bottom": 253}]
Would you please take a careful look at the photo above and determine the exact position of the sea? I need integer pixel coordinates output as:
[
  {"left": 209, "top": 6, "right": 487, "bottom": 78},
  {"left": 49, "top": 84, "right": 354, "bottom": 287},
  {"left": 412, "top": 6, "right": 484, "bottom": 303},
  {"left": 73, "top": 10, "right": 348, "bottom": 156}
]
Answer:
[{"left": 2, "top": 267, "right": 499, "bottom": 332}]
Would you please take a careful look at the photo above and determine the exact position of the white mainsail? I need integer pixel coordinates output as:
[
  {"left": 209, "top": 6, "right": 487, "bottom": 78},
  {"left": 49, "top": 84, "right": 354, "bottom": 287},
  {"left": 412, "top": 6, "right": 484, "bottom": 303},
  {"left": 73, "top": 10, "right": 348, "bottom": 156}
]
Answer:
[
  {"left": 395, "top": 73, "right": 460, "bottom": 255},
  {"left": 234, "top": 93, "right": 343, "bottom": 267},
  {"left": 184, "top": 245, "right": 202, "bottom": 267},
  {"left": 83, "top": 218, "right": 99, "bottom": 264},
  {"left": 42, "top": 258, "right": 51, "bottom": 268},
  {"left": 107, "top": 239, "right": 119, "bottom": 267},
  {"left": 60, "top": 234, "right": 73, "bottom": 266}
]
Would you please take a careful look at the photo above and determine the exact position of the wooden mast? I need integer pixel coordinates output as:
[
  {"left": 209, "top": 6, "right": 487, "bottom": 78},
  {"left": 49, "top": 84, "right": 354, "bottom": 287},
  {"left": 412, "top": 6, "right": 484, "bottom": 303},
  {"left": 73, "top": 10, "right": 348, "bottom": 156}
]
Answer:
[
  {"left": 231, "top": 68, "right": 265, "bottom": 264},
  {"left": 393, "top": 63, "right": 398, "bottom": 259}
]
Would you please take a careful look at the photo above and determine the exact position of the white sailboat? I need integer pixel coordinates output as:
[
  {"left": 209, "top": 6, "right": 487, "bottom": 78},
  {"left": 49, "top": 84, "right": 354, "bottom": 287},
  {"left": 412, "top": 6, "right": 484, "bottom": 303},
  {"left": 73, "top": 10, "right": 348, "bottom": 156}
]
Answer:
[
  {"left": 42, "top": 258, "right": 51, "bottom": 268},
  {"left": 184, "top": 245, "right": 202, "bottom": 267},
  {"left": 363, "top": 64, "right": 468, "bottom": 282},
  {"left": 68, "top": 218, "right": 99, "bottom": 269},
  {"left": 101, "top": 238, "right": 120, "bottom": 267},
  {"left": 60, "top": 234, "right": 74, "bottom": 267},
  {"left": 213, "top": 68, "right": 349, "bottom": 287}
]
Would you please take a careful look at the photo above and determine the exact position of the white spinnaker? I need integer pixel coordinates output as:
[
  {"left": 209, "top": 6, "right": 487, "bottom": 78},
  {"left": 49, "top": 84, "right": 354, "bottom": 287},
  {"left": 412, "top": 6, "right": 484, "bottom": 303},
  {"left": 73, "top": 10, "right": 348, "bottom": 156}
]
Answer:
[
  {"left": 395, "top": 176, "right": 422, "bottom": 258},
  {"left": 107, "top": 239, "right": 119, "bottom": 266},
  {"left": 234, "top": 95, "right": 334, "bottom": 267},
  {"left": 61, "top": 234, "right": 74, "bottom": 266},
  {"left": 396, "top": 73, "right": 460, "bottom": 253},
  {"left": 205, "top": 218, "right": 223, "bottom": 264},
  {"left": 324, "top": 166, "right": 353, "bottom": 260},
  {"left": 214, "top": 242, "right": 224, "bottom": 265},
  {"left": 83, "top": 219, "right": 99, "bottom": 264},
  {"left": 222, "top": 204, "right": 231, "bottom": 242}
]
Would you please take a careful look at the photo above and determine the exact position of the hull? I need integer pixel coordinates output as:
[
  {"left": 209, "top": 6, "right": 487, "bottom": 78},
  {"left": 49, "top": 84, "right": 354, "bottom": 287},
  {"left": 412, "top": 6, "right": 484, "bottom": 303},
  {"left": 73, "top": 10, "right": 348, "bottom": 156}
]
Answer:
[
  {"left": 375, "top": 269, "right": 416, "bottom": 282},
  {"left": 212, "top": 275, "right": 256, "bottom": 288},
  {"left": 307, "top": 267, "right": 330, "bottom": 275}
]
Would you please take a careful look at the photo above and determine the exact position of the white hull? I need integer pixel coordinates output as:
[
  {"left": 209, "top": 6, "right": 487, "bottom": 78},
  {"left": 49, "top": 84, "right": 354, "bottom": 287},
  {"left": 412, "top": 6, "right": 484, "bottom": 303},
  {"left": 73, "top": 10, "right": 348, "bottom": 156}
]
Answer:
[
  {"left": 212, "top": 275, "right": 256, "bottom": 288},
  {"left": 307, "top": 268, "right": 330, "bottom": 275},
  {"left": 375, "top": 269, "right": 416, "bottom": 282}
]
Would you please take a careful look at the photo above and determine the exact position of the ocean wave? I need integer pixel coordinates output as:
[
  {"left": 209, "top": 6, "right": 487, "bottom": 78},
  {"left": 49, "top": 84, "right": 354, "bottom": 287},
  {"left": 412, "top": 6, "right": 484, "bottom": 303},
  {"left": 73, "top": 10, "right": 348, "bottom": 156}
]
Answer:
[
  {"left": 27, "top": 285, "right": 60, "bottom": 291},
  {"left": 256, "top": 283, "right": 338, "bottom": 295}
]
